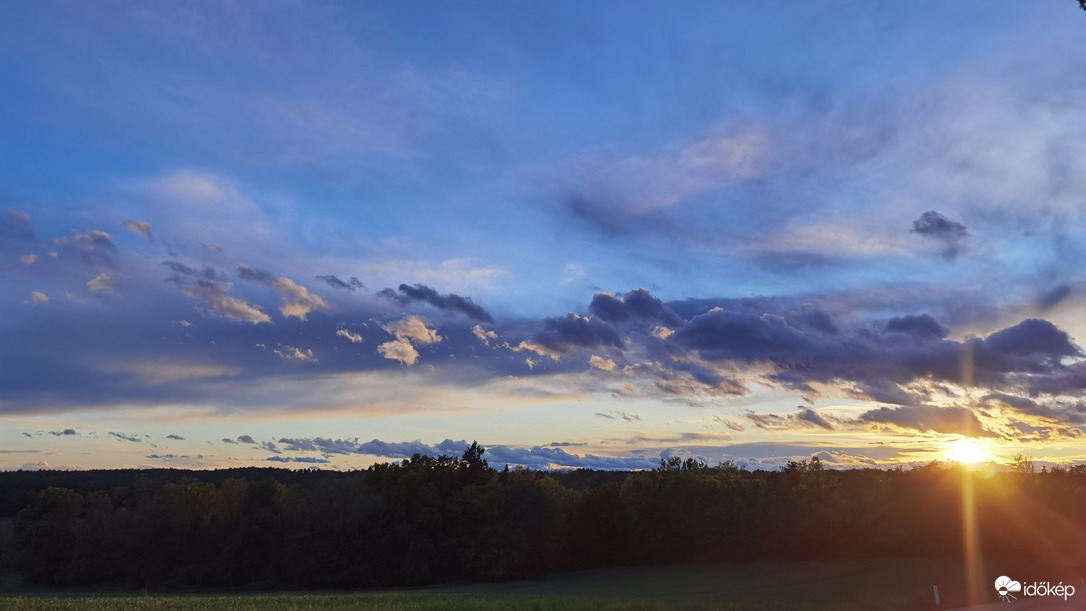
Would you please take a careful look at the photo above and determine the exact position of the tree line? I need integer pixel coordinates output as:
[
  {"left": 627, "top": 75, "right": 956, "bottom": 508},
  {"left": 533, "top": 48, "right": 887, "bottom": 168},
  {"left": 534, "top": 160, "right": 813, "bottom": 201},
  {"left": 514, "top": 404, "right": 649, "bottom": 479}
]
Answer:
[{"left": 3, "top": 445, "right": 1086, "bottom": 589}]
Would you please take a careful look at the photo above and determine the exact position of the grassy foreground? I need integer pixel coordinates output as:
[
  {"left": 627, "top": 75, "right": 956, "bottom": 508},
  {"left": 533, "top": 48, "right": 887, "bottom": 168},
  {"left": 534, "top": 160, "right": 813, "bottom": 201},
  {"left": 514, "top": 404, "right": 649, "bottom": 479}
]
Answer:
[
  {"left": 0, "top": 594, "right": 927, "bottom": 611},
  {"left": 0, "top": 558, "right": 992, "bottom": 609}
]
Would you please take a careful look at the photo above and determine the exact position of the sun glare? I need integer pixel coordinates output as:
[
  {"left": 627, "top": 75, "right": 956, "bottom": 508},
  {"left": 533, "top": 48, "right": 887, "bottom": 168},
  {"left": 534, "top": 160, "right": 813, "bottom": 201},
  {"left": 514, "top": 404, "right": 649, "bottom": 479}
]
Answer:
[{"left": 944, "top": 439, "right": 992, "bottom": 464}]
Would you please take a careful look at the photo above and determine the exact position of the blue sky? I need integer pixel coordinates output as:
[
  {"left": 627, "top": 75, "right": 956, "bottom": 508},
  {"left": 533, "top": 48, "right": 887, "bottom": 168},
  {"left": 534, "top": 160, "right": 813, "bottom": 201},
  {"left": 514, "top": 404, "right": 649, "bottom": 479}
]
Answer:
[{"left": 3, "top": 1, "right": 1086, "bottom": 471}]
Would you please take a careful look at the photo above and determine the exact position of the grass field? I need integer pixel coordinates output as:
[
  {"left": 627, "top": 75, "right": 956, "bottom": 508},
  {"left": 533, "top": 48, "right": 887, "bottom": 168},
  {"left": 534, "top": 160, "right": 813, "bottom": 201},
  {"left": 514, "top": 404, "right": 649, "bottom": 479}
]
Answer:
[{"left": 0, "top": 558, "right": 1007, "bottom": 610}]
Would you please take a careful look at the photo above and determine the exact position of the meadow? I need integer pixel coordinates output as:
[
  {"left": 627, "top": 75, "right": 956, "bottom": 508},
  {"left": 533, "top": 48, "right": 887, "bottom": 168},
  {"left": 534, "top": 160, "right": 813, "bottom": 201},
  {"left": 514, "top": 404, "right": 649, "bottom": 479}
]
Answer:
[{"left": 0, "top": 558, "right": 975, "bottom": 610}]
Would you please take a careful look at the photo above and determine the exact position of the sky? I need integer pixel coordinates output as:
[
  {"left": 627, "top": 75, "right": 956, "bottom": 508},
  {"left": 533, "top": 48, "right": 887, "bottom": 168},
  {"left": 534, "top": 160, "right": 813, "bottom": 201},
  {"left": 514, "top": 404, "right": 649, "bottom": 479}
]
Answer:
[{"left": 2, "top": 1, "right": 1086, "bottom": 472}]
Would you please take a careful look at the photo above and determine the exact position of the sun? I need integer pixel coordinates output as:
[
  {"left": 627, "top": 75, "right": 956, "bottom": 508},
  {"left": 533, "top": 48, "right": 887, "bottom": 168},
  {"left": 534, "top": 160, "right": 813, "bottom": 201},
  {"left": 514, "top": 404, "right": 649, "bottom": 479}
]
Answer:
[{"left": 944, "top": 439, "right": 992, "bottom": 464}]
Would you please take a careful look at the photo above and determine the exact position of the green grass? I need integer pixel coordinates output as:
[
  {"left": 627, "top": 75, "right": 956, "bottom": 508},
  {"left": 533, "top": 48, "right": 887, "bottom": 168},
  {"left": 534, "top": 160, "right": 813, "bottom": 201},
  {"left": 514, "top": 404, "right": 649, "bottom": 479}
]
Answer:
[
  {"left": 0, "top": 558, "right": 978, "bottom": 610},
  {"left": 0, "top": 594, "right": 929, "bottom": 611}
]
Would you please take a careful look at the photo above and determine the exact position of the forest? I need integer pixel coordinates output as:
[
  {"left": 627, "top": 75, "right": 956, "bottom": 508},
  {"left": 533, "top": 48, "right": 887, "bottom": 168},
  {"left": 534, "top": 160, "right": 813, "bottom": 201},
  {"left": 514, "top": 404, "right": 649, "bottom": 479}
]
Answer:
[{"left": 3, "top": 444, "right": 1086, "bottom": 590}]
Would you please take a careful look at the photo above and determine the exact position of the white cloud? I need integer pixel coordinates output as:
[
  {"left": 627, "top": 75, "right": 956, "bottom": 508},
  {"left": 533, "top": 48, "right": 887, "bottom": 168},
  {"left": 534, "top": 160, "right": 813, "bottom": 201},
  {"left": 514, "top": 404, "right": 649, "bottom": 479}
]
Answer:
[
  {"left": 356, "top": 257, "right": 509, "bottom": 294},
  {"left": 381, "top": 315, "right": 441, "bottom": 345},
  {"left": 30, "top": 291, "right": 49, "bottom": 303},
  {"left": 507, "top": 339, "right": 561, "bottom": 361},
  {"left": 336, "top": 329, "right": 363, "bottom": 343},
  {"left": 274, "top": 346, "right": 318, "bottom": 363},
  {"left": 651, "top": 326, "right": 675, "bottom": 340},
  {"left": 237, "top": 264, "right": 329, "bottom": 320},
  {"left": 472, "top": 324, "right": 497, "bottom": 345},
  {"left": 100, "top": 362, "right": 241, "bottom": 385},
  {"left": 19, "top": 254, "right": 37, "bottom": 265},
  {"left": 86, "top": 273, "right": 113, "bottom": 294},
  {"left": 589, "top": 355, "right": 617, "bottom": 371},
  {"left": 181, "top": 283, "right": 271, "bottom": 324},
  {"left": 376, "top": 315, "right": 441, "bottom": 365},
  {"left": 537, "top": 129, "right": 769, "bottom": 215},
  {"left": 561, "top": 262, "right": 587, "bottom": 286},
  {"left": 378, "top": 338, "right": 419, "bottom": 365},
  {"left": 122, "top": 220, "right": 153, "bottom": 239}
]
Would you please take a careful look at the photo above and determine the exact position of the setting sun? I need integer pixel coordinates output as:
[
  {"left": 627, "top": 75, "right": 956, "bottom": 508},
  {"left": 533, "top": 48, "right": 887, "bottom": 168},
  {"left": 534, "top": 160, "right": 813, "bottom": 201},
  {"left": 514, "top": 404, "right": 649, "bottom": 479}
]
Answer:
[{"left": 944, "top": 440, "right": 993, "bottom": 464}]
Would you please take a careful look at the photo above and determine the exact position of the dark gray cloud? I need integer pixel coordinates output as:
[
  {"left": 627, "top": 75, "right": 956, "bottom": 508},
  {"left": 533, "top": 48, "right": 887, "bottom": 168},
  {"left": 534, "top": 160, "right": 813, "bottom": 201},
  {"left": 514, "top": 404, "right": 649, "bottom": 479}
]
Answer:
[
  {"left": 275, "top": 436, "right": 660, "bottom": 470},
  {"left": 981, "top": 392, "right": 1086, "bottom": 426},
  {"left": 911, "top": 211, "right": 969, "bottom": 258},
  {"left": 317, "top": 275, "right": 365, "bottom": 292},
  {"left": 747, "top": 406, "right": 837, "bottom": 431},
  {"left": 664, "top": 303, "right": 1084, "bottom": 403},
  {"left": 1037, "top": 283, "right": 1073, "bottom": 311},
  {"left": 594, "top": 410, "right": 642, "bottom": 422},
  {"left": 163, "top": 261, "right": 227, "bottom": 283},
  {"left": 48, "top": 428, "right": 77, "bottom": 436},
  {"left": 58, "top": 230, "right": 118, "bottom": 269},
  {"left": 146, "top": 453, "right": 203, "bottom": 461},
  {"left": 165, "top": 434, "right": 185, "bottom": 440},
  {"left": 122, "top": 220, "right": 153, "bottom": 240},
  {"left": 237, "top": 264, "right": 329, "bottom": 320},
  {"left": 221, "top": 437, "right": 237, "bottom": 444},
  {"left": 162, "top": 261, "right": 271, "bottom": 324},
  {"left": 589, "top": 288, "right": 682, "bottom": 327},
  {"left": 884, "top": 314, "right": 950, "bottom": 340},
  {"left": 108, "top": 431, "right": 142, "bottom": 443},
  {"left": 237, "top": 435, "right": 256, "bottom": 444},
  {"left": 267, "top": 456, "right": 330, "bottom": 464},
  {"left": 1, "top": 208, "right": 38, "bottom": 242},
  {"left": 530, "top": 313, "right": 622, "bottom": 354},
  {"left": 378, "top": 283, "right": 494, "bottom": 323},
  {"left": 258, "top": 441, "right": 281, "bottom": 454},
  {"left": 856, "top": 405, "right": 996, "bottom": 438}
]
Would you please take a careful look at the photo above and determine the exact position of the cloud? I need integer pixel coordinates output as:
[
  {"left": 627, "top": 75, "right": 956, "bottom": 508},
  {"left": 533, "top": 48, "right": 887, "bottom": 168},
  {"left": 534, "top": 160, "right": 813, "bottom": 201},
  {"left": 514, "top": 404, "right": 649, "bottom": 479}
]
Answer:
[
  {"left": 589, "top": 355, "right": 616, "bottom": 371},
  {"left": 559, "top": 130, "right": 770, "bottom": 233},
  {"left": 856, "top": 405, "right": 995, "bottom": 437},
  {"left": 526, "top": 313, "right": 622, "bottom": 356},
  {"left": 267, "top": 456, "right": 330, "bottom": 464},
  {"left": 122, "top": 220, "right": 153, "bottom": 240},
  {"left": 108, "top": 431, "right": 142, "bottom": 443},
  {"left": 48, "top": 428, "right": 78, "bottom": 436},
  {"left": 472, "top": 325, "right": 497, "bottom": 346},
  {"left": 663, "top": 299, "right": 1085, "bottom": 403},
  {"left": 100, "top": 361, "right": 241, "bottom": 385},
  {"left": 276, "top": 436, "right": 659, "bottom": 470},
  {"left": 19, "top": 254, "right": 37, "bottom": 265},
  {"left": 221, "top": 438, "right": 237, "bottom": 444},
  {"left": 561, "top": 263, "right": 587, "bottom": 286},
  {"left": 58, "top": 230, "right": 117, "bottom": 269},
  {"left": 182, "top": 282, "right": 271, "bottom": 324},
  {"left": 237, "top": 435, "right": 255, "bottom": 444},
  {"left": 911, "top": 211, "right": 969, "bottom": 258},
  {"left": 336, "top": 329, "right": 363, "bottom": 343},
  {"left": 381, "top": 315, "right": 442, "bottom": 345},
  {"left": 884, "top": 314, "right": 950, "bottom": 340},
  {"left": 274, "top": 345, "right": 318, "bottom": 363},
  {"left": 589, "top": 289, "right": 682, "bottom": 327},
  {"left": 317, "top": 275, "right": 365, "bottom": 292},
  {"left": 166, "top": 434, "right": 185, "bottom": 440},
  {"left": 377, "top": 338, "right": 419, "bottom": 365},
  {"left": 378, "top": 283, "right": 494, "bottom": 323},
  {"left": 594, "top": 410, "right": 641, "bottom": 423},
  {"left": 712, "top": 416, "right": 746, "bottom": 433},
  {"left": 29, "top": 291, "right": 49, "bottom": 303},
  {"left": 237, "top": 264, "right": 329, "bottom": 320},
  {"left": 165, "top": 261, "right": 271, "bottom": 324},
  {"left": 2, "top": 208, "right": 37, "bottom": 241},
  {"left": 746, "top": 406, "right": 837, "bottom": 431},
  {"left": 86, "top": 273, "right": 113, "bottom": 294}
]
